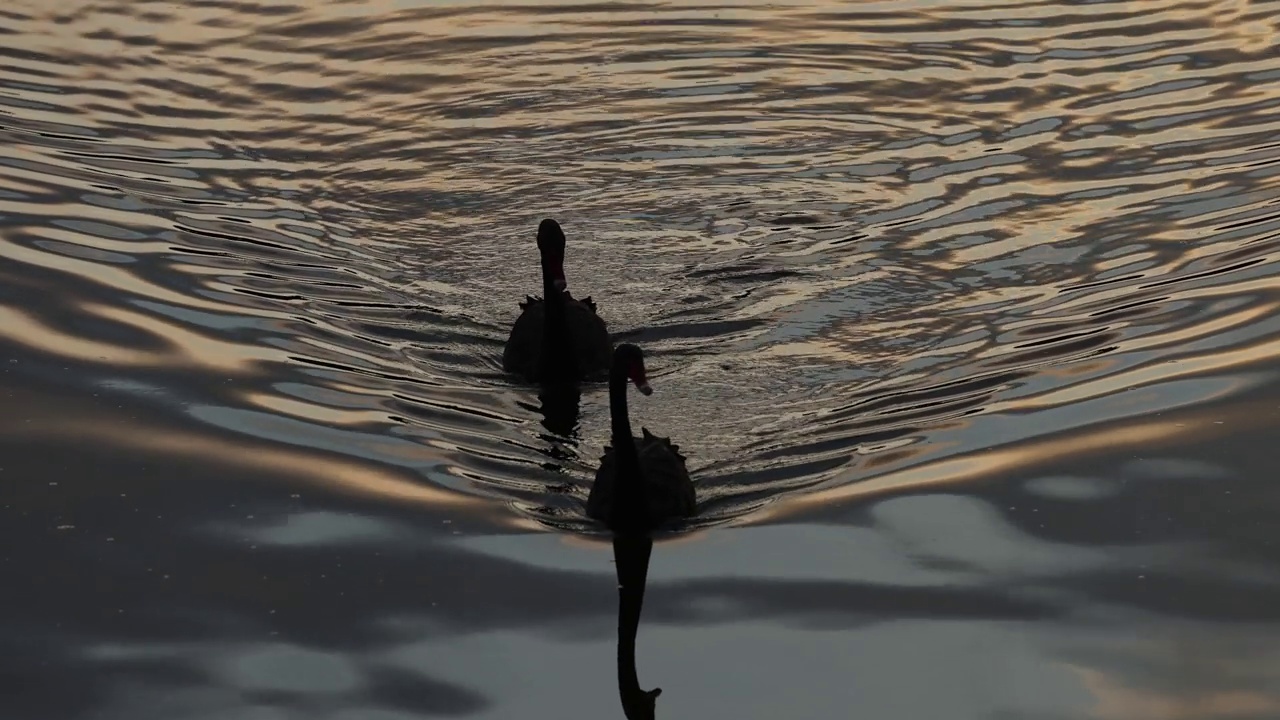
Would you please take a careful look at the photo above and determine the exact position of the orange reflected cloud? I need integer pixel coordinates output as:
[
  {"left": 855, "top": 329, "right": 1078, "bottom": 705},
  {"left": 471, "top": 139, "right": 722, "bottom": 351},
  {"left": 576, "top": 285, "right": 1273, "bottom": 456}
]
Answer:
[
  {"left": 0, "top": 234, "right": 285, "bottom": 319},
  {"left": 0, "top": 301, "right": 287, "bottom": 375},
  {"left": 245, "top": 392, "right": 392, "bottom": 427},
  {"left": 7, "top": 409, "right": 483, "bottom": 511},
  {"left": 763, "top": 396, "right": 1275, "bottom": 522},
  {"left": 1077, "top": 666, "right": 1279, "bottom": 720}
]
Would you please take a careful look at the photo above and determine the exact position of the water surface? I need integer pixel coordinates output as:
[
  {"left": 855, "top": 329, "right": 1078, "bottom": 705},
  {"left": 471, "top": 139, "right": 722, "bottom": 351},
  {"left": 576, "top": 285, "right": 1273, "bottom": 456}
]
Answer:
[{"left": 3, "top": 1, "right": 1280, "bottom": 718}]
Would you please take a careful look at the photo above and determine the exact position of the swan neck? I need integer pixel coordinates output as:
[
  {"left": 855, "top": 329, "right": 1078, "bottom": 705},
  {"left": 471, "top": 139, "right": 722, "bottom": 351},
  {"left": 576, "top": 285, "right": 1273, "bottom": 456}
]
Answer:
[
  {"left": 609, "top": 368, "right": 640, "bottom": 468},
  {"left": 538, "top": 251, "right": 570, "bottom": 378},
  {"left": 540, "top": 253, "right": 565, "bottom": 314}
]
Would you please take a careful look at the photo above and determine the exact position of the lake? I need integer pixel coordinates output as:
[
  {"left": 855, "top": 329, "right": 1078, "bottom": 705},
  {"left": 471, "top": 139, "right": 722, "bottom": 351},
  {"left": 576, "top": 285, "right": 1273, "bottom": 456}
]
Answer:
[{"left": 3, "top": 1, "right": 1280, "bottom": 718}]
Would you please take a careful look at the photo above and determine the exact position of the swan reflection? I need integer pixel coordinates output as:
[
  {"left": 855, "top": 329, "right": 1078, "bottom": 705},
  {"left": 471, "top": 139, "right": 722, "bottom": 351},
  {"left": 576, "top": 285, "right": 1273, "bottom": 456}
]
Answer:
[
  {"left": 536, "top": 382, "right": 581, "bottom": 438},
  {"left": 612, "top": 533, "right": 661, "bottom": 720}
]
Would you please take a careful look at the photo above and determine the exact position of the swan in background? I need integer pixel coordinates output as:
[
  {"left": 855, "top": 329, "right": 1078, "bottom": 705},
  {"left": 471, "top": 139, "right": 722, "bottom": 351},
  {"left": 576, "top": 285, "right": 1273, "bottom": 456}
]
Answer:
[{"left": 502, "top": 219, "right": 612, "bottom": 383}]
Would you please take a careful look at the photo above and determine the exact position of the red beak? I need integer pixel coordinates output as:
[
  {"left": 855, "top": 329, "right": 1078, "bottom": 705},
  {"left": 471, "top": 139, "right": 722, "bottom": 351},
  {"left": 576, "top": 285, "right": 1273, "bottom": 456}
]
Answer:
[{"left": 629, "top": 363, "right": 651, "bottom": 395}]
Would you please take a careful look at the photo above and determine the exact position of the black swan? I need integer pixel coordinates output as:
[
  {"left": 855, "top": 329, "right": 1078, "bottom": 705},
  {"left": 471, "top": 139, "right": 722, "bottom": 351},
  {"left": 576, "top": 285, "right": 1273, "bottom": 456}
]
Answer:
[
  {"left": 586, "top": 343, "right": 695, "bottom": 531},
  {"left": 612, "top": 534, "right": 661, "bottom": 719},
  {"left": 502, "top": 219, "right": 612, "bottom": 383}
]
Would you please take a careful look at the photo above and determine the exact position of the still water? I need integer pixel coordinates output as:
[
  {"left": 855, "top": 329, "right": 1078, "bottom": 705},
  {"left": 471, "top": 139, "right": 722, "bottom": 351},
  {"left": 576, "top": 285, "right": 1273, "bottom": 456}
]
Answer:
[{"left": 3, "top": 0, "right": 1280, "bottom": 718}]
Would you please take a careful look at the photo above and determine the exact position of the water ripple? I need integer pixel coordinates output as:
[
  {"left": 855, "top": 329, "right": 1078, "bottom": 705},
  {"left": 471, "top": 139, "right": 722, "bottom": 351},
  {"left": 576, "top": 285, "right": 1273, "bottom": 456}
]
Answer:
[{"left": 2, "top": 0, "right": 1279, "bottom": 534}]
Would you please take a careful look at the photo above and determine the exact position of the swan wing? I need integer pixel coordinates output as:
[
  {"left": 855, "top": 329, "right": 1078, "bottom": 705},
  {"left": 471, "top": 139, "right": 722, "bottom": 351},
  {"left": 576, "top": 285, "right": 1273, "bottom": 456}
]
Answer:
[
  {"left": 638, "top": 429, "right": 695, "bottom": 519},
  {"left": 586, "top": 444, "right": 617, "bottom": 521},
  {"left": 563, "top": 290, "right": 598, "bottom": 313},
  {"left": 502, "top": 300, "right": 544, "bottom": 376},
  {"left": 564, "top": 298, "right": 613, "bottom": 376}
]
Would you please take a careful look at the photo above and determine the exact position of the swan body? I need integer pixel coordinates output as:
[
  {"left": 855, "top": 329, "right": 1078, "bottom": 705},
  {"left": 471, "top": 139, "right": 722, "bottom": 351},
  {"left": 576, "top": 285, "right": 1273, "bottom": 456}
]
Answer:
[
  {"left": 587, "top": 344, "right": 695, "bottom": 531},
  {"left": 503, "top": 292, "right": 611, "bottom": 380},
  {"left": 502, "top": 219, "right": 612, "bottom": 382},
  {"left": 588, "top": 428, "right": 695, "bottom": 526}
]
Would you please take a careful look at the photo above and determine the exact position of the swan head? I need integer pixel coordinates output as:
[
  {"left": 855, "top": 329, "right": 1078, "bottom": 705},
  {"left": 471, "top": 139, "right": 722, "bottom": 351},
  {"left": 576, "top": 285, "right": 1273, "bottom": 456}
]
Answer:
[
  {"left": 614, "top": 343, "right": 652, "bottom": 395},
  {"left": 536, "top": 218, "right": 567, "bottom": 291}
]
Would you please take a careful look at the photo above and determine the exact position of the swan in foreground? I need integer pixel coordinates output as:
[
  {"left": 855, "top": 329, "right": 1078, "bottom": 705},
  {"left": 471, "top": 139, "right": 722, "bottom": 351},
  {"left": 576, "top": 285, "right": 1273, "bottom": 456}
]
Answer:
[{"left": 587, "top": 343, "right": 695, "bottom": 532}]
